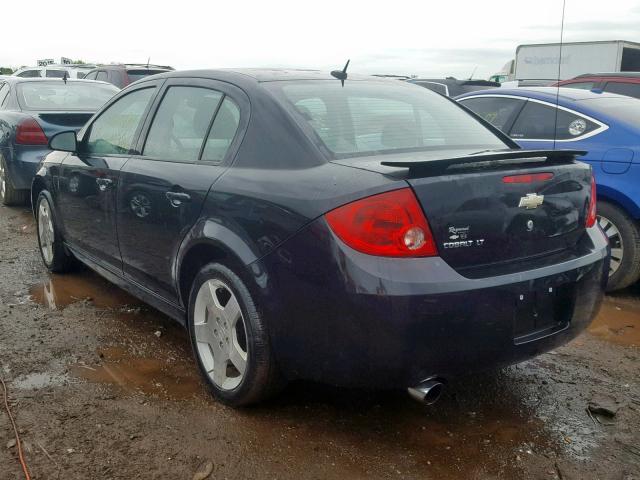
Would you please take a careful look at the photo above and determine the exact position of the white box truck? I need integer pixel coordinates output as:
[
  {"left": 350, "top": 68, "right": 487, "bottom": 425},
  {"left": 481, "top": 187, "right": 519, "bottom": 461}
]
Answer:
[{"left": 513, "top": 40, "right": 640, "bottom": 81}]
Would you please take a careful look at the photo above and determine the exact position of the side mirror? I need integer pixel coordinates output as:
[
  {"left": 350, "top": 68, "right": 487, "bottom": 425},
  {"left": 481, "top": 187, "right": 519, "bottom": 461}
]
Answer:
[{"left": 49, "top": 131, "right": 77, "bottom": 153}]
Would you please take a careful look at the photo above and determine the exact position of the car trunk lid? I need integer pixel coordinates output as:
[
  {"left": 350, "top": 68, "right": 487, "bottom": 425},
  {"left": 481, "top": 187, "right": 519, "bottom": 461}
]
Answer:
[
  {"left": 333, "top": 149, "right": 593, "bottom": 276},
  {"left": 34, "top": 111, "right": 94, "bottom": 137}
]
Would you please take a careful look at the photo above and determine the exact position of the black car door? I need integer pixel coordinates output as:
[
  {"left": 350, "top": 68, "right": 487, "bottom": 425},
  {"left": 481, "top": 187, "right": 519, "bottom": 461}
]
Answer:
[
  {"left": 116, "top": 78, "right": 247, "bottom": 304},
  {"left": 57, "top": 81, "right": 160, "bottom": 270}
]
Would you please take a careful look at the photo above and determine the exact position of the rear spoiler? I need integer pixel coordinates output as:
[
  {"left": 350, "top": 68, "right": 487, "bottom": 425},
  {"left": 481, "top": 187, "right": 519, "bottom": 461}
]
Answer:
[{"left": 380, "top": 150, "right": 587, "bottom": 172}]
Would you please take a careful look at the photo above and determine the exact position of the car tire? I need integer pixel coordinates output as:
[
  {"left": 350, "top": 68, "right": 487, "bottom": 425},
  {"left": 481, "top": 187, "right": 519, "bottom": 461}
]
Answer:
[
  {"left": 188, "top": 263, "right": 284, "bottom": 406},
  {"left": 35, "top": 191, "right": 76, "bottom": 273},
  {"left": 0, "top": 154, "right": 29, "bottom": 206},
  {"left": 597, "top": 201, "right": 640, "bottom": 292}
]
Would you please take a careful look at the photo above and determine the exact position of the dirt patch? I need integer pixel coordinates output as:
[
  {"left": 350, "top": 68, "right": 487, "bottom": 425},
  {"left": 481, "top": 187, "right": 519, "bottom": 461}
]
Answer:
[{"left": 1, "top": 203, "right": 639, "bottom": 479}]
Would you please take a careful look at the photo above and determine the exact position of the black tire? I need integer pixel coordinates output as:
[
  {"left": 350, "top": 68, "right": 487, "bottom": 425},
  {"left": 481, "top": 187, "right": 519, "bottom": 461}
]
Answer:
[
  {"left": 187, "top": 263, "right": 284, "bottom": 406},
  {"left": 0, "top": 154, "right": 29, "bottom": 206},
  {"left": 35, "top": 191, "right": 76, "bottom": 273},
  {"left": 598, "top": 201, "right": 640, "bottom": 292}
]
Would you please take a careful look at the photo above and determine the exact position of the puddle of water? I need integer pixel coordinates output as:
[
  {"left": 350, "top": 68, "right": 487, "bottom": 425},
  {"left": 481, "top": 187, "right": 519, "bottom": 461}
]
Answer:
[
  {"left": 12, "top": 372, "right": 69, "bottom": 390},
  {"left": 30, "top": 271, "right": 141, "bottom": 310},
  {"left": 589, "top": 300, "right": 639, "bottom": 347},
  {"left": 71, "top": 346, "right": 204, "bottom": 400}
]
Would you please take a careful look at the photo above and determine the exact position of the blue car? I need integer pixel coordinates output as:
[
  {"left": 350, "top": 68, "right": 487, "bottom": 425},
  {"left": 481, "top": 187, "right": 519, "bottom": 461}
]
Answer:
[
  {"left": 0, "top": 77, "right": 119, "bottom": 205},
  {"left": 457, "top": 87, "right": 640, "bottom": 291}
]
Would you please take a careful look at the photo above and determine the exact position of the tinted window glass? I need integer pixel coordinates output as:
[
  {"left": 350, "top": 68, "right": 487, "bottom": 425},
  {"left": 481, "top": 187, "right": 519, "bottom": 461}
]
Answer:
[
  {"left": 86, "top": 88, "right": 154, "bottom": 155},
  {"left": 144, "top": 86, "right": 222, "bottom": 161},
  {"left": 202, "top": 97, "right": 241, "bottom": 162},
  {"left": 268, "top": 81, "right": 505, "bottom": 158},
  {"left": 17, "top": 81, "right": 119, "bottom": 111},
  {"left": 603, "top": 82, "right": 640, "bottom": 99},
  {"left": 75, "top": 72, "right": 86, "bottom": 79},
  {"left": 46, "top": 69, "right": 67, "bottom": 78},
  {"left": 96, "top": 71, "right": 109, "bottom": 82},
  {"left": 84, "top": 71, "right": 98, "bottom": 80},
  {"left": 562, "top": 81, "right": 595, "bottom": 90},
  {"left": 0, "top": 83, "right": 9, "bottom": 107},
  {"left": 510, "top": 102, "right": 598, "bottom": 140},
  {"left": 127, "top": 70, "right": 168, "bottom": 83},
  {"left": 17, "top": 69, "right": 42, "bottom": 78},
  {"left": 416, "top": 82, "right": 448, "bottom": 96},
  {"left": 460, "top": 97, "right": 525, "bottom": 131}
]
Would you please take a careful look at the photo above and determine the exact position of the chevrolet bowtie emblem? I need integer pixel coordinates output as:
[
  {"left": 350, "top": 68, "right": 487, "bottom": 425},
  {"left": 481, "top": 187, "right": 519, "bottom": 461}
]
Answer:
[{"left": 518, "top": 193, "right": 544, "bottom": 209}]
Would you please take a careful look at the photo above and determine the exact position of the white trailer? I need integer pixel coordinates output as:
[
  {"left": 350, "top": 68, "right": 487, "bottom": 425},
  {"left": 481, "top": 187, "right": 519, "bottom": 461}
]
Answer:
[{"left": 513, "top": 40, "right": 640, "bottom": 81}]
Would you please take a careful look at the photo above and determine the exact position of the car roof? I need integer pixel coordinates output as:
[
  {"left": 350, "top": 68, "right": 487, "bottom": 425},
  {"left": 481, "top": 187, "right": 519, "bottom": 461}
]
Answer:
[
  {"left": 410, "top": 78, "right": 499, "bottom": 87},
  {"left": 574, "top": 72, "right": 640, "bottom": 79},
  {"left": 145, "top": 68, "right": 398, "bottom": 84},
  {"left": 0, "top": 77, "right": 116, "bottom": 87},
  {"left": 457, "top": 86, "right": 627, "bottom": 102}
]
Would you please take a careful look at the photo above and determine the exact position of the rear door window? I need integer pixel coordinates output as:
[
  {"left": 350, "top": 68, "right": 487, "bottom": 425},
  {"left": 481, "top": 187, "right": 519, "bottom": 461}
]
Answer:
[
  {"left": 96, "top": 71, "right": 109, "bottom": 82},
  {"left": 17, "top": 69, "right": 42, "bottom": 78},
  {"left": 86, "top": 87, "right": 155, "bottom": 155},
  {"left": 459, "top": 97, "right": 525, "bottom": 132},
  {"left": 509, "top": 101, "right": 599, "bottom": 140},
  {"left": 201, "top": 97, "right": 241, "bottom": 162},
  {"left": 84, "top": 71, "right": 98, "bottom": 80},
  {"left": 144, "top": 86, "right": 223, "bottom": 161},
  {"left": 603, "top": 82, "right": 640, "bottom": 99}
]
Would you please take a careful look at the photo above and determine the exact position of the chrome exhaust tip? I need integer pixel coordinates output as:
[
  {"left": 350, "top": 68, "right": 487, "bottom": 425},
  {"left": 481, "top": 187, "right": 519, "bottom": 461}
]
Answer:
[{"left": 407, "top": 378, "right": 445, "bottom": 405}]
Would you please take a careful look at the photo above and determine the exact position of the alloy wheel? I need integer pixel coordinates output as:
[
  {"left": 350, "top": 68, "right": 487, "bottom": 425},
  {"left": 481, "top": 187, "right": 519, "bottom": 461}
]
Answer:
[
  {"left": 193, "top": 279, "right": 248, "bottom": 391},
  {"left": 38, "top": 199, "right": 55, "bottom": 264},
  {"left": 598, "top": 214, "right": 623, "bottom": 276}
]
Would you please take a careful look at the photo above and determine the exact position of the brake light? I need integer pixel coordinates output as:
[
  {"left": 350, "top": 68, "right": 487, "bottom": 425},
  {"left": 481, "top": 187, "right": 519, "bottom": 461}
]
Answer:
[
  {"left": 325, "top": 188, "right": 437, "bottom": 257},
  {"left": 15, "top": 118, "right": 48, "bottom": 145},
  {"left": 502, "top": 172, "right": 554, "bottom": 183},
  {"left": 586, "top": 175, "right": 597, "bottom": 228}
]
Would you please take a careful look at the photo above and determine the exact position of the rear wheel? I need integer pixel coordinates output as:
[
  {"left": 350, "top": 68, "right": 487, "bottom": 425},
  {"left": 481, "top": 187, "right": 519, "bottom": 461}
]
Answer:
[
  {"left": 597, "top": 201, "right": 640, "bottom": 292},
  {"left": 0, "top": 155, "right": 28, "bottom": 206},
  {"left": 188, "top": 263, "right": 283, "bottom": 406},
  {"left": 36, "top": 192, "right": 75, "bottom": 272}
]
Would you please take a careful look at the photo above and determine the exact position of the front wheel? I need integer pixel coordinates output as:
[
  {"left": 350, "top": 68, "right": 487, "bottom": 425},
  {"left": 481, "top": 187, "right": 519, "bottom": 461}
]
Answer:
[
  {"left": 35, "top": 192, "right": 76, "bottom": 272},
  {"left": 597, "top": 201, "right": 640, "bottom": 292},
  {"left": 188, "top": 263, "right": 283, "bottom": 406}
]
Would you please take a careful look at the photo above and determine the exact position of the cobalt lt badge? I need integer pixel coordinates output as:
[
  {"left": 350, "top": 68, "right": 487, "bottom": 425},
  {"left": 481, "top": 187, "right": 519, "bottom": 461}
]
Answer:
[{"left": 518, "top": 193, "right": 544, "bottom": 209}]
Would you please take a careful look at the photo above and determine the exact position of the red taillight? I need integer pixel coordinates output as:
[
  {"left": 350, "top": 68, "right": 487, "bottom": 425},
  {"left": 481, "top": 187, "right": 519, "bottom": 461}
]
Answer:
[
  {"left": 586, "top": 175, "right": 597, "bottom": 228},
  {"left": 15, "top": 118, "right": 48, "bottom": 145},
  {"left": 502, "top": 172, "right": 554, "bottom": 183},
  {"left": 325, "top": 188, "right": 437, "bottom": 257}
]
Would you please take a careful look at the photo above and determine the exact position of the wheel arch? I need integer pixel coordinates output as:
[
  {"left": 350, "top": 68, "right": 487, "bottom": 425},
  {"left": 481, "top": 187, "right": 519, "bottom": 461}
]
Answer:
[{"left": 597, "top": 185, "right": 640, "bottom": 221}]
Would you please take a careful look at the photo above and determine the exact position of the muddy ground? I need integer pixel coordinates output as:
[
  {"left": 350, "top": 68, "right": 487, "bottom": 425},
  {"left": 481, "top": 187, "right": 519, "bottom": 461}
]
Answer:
[{"left": 0, "top": 203, "right": 638, "bottom": 480}]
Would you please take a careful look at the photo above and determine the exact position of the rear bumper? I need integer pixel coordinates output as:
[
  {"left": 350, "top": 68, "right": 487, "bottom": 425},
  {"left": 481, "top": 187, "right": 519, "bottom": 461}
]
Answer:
[
  {"left": 258, "top": 221, "right": 609, "bottom": 388},
  {"left": 2, "top": 146, "right": 50, "bottom": 190}
]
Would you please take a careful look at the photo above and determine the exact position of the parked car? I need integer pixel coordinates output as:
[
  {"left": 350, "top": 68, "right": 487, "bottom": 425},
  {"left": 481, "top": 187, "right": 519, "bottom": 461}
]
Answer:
[
  {"left": 555, "top": 72, "right": 640, "bottom": 99},
  {"left": 0, "top": 77, "right": 119, "bottom": 205},
  {"left": 407, "top": 77, "right": 500, "bottom": 97},
  {"left": 83, "top": 64, "right": 174, "bottom": 88},
  {"left": 457, "top": 87, "right": 639, "bottom": 291},
  {"left": 12, "top": 64, "right": 96, "bottom": 79},
  {"left": 33, "top": 70, "right": 607, "bottom": 406}
]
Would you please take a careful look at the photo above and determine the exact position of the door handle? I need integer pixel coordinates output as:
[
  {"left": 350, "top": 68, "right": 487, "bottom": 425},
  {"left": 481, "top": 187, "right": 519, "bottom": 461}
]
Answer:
[
  {"left": 96, "top": 178, "right": 114, "bottom": 191},
  {"left": 166, "top": 191, "right": 191, "bottom": 207}
]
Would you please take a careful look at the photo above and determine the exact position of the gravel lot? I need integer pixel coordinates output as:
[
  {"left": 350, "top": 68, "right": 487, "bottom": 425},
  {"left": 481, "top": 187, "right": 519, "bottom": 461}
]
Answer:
[{"left": 1, "top": 203, "right": 639, "bottom": 480}]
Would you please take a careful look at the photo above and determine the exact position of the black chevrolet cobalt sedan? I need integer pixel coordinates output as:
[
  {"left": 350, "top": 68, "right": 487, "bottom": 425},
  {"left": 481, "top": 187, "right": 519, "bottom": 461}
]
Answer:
[{"left": 32, "top": 69, "right": 608, "bottom": 406}]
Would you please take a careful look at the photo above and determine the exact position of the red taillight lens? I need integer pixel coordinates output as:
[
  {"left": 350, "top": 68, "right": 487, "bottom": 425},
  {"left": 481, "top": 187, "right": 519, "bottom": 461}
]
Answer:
[
  {"left": 325, "top": 188, "right": 437, "bottom": 257},
  {"left": 502, "top": 172, "right": 554, "bottom": 183},
  {"left": 15, "top": 118, "right": 48, "bottom": 145},
  {"left": 586, "top": 175, "right": 597, "bottom": 228}
]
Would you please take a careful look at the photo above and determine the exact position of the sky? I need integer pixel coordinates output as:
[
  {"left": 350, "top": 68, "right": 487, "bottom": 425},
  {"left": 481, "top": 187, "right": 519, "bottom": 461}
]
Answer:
[{"left": 2, "top": 0, "right": 639, "bottom": 79}]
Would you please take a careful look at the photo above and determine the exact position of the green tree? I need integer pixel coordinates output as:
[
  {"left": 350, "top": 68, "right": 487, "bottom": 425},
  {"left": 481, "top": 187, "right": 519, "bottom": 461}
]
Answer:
[{"left": 0, "top": 67, "right": 13, "bottom": 75}]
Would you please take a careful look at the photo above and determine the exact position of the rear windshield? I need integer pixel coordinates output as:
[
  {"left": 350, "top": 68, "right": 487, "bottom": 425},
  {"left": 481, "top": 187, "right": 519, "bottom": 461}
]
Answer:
[
  {"left": 584, "top": 97, "right": 640, "bottom": 125},
  {"left": 17, "top": 81, "right": 119, "bottom": 111},
  {"left": 126, "top": 70, "right": 168, "bottom": 83},
  {"left": 266, "top": 80, "right": 506, "bottom": 158}
]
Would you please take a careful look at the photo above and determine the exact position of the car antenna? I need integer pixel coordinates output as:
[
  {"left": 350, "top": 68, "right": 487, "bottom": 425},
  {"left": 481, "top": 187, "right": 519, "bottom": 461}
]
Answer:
[
  {"left": 331, "top": 60, "right": 350, "bottom": 87},
  {"left": 468, "top": 66, "right": 477, "bottom": 80},
  {"left": 147, "top": 57, "right": 150, "bottom": 68},
  {"left": 553, "top": 0, "right": 566, "bottom": 151},
  {"left": 62, "top": 71, "right": 68, "bottom": 84}
]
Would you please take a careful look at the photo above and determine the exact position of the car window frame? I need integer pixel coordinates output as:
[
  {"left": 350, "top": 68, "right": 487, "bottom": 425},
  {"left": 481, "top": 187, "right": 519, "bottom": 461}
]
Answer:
[
  {"left": 77, "top": 79, "right": 164, "bottom": 158},
  {"left": 134, "top": 77, "right": 250, "bottom": 166},
  {"left": 0, "top": 82, "right": 9, "bottom": 108},
  {"left": 459, "top": 94, "right": 609, "bottom": 143}
]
